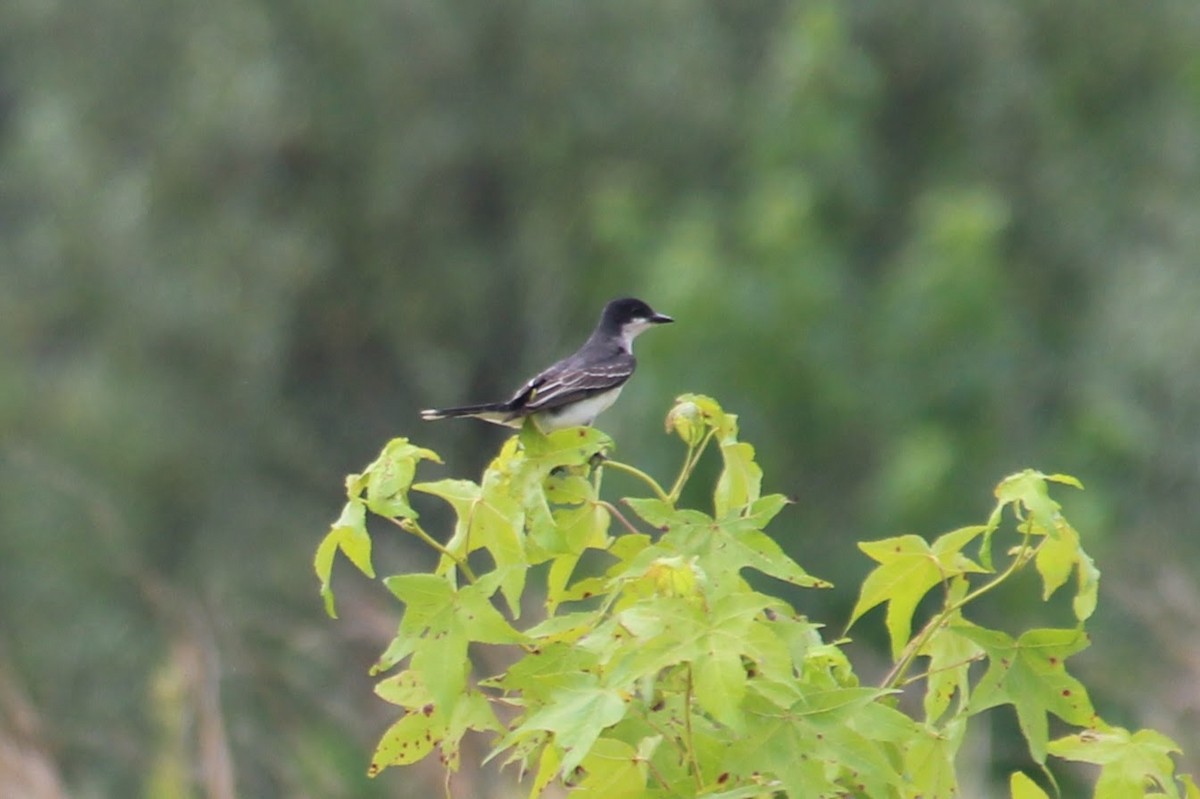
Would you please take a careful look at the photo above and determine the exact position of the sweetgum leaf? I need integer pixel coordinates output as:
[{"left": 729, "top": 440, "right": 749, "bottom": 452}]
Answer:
[
  {"left": 694, "top": 644, "right": 747, "bottom": 732},
  {"left": 1034, "top": 517, "right": 1100, "bottom": 622},
  {"left": 714, "top": 440, "right": 762, "bottom": 517},
  {"left": 572, "top": 737, "right": 644, "bottom": 797},
  {"left": 731, "top": 688, "right": 904, "bottom": 797},
  {"left": 917, "top": 578, "right": 982, "bottom": 723},
  {"left": 515, "top": 675, "right": 629, "bottom": 776},
  {"left": 441, "top": 690, "right": 503, "bottom": 771},
  {"left": 412, "top": 623, "right": 469, "bottom": 710},
  {"left": 364, "top": 438, "right": 440, "bottom": 518},
  {"left": 1009, "top": 771, "right": 1051, "bottom": 799},
  {"left": 314, "top": 498, "right": 373, "bottom": 617},
  {"left": 528, "top": 745, "right": 561, "bottom": 799},
  {"left": 368, "top": 708, "right": 444, "bottom": 775},
  {"left": 902, "top": 718, "right": 965, "bottom": 799},
  {"left": 1048, "top": 726, "right": 1184, "bottom": 799},
  {"left": 670, "top": 393, "right": 728, "bottom": 435},
  {"left": 374, "top": 669, "right": 428, "bottom": 708},
  {"left": 520, "top": 425, "right": 613, "bottom": 469},
  {"left": 850, "top": 532, "right": 985, "bottom": 659},
  {"left": 414, "top": 478, "right": 527, "bottom": 614},
  {"left": 959, "top": 625, "right": 1098, "bottom": 763}
]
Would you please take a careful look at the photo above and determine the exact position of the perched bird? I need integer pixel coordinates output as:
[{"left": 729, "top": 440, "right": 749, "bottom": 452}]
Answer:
[{"left": 421, "top": 297, "right": 673, "bottom": 432}]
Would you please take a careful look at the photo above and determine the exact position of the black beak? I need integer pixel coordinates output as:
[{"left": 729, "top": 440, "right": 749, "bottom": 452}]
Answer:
[{"left": 650, "top": 312, "right": 674, "bottom": 324}]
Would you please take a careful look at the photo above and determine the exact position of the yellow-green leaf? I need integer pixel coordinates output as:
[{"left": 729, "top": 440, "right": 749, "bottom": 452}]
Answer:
[
  {"left": 850, "top": 534, "right": 985, "bottom": 659},
  {"left": 961, "top": 626, "right": 1097, "bottom": 763},
  {"left": 368, "top": 708, "right": 444, "bottom": 775},
  {"left": 314, "top": 499, "right": 373, "bottom": 618},
  {"left": 1048, "top": 726, "right": 1184, "bottom": 799},
  {"left": 1010, "top": 771, "right": 1051, "bottom": 799}
]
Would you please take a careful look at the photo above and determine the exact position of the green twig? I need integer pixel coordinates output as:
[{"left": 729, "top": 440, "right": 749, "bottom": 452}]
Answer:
[
  {"left": 881, "top": 520, "right": 1039, "bottom": 691},
  {"left": 600, "top": 459, "right": 671, "bottom": 503},
  {"left": 900, "top": 652, "right": 987, "bottom": 687},
  {"left": 388, "top": 516, "right": 479, "bottom": 584},
  {"left": 668, "top": 429, "right": 717, "bottom": 503},
  {"left": 598, "top": 500, "right": 645, "bottom": 536}
]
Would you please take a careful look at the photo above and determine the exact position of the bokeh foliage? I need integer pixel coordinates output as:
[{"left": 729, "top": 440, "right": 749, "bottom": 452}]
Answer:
[{"left": 2, "top": 0, "right": 1199, "bottom": 796}]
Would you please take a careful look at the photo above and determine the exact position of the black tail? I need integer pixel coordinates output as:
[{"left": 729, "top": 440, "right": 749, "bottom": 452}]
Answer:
[{"left": 420, "top": 402, "right": 515, "bottom": 423}]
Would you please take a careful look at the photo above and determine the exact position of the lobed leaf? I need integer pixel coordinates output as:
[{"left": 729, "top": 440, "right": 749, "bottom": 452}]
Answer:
[
  {"left": 1049, "top": 726, "right": 1184, "bottom": 799},
  {"left": 314, "top": 498, "right": 373, "bottom": 617},
  {"left": 1010, "top": 771, "right": 1051, "bottom": 799},
  {"left": 960, "top": 625, "right": 1098, "bottom": 763},
  {"left": 850, "top": 533, "right": 985, "bottom": 659}
]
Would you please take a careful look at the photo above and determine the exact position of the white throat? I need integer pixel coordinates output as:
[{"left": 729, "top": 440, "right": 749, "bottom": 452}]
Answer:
[{"left": 618, "top": 318, "right": 654, "bottom": 352}]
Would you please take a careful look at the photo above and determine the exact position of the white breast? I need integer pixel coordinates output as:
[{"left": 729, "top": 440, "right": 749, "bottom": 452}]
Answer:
[{"left": 535, "top": 387, "right": 624, "bottom": 432}]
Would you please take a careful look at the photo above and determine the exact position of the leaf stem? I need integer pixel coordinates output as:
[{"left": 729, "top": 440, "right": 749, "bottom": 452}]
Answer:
[
  {"left": 597, "top": 500, "right": 645, "bottom": 536},
  {"left": 881, "top": 521, "right": 1039, "bottom": 690},
  {"left": 600, "top": 459, "right": 671, "bottom": 503},
  {"left": 669, "top": 430, "right": 717, "bottom": 503},
  {"left": 388, "top": 516, "right": 479, "bottom": 584}
]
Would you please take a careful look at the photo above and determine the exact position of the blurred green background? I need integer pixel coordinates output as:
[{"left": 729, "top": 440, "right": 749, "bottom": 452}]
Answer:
[{"left": 3, "top": 1, "right": 1200, "bottom": 796}]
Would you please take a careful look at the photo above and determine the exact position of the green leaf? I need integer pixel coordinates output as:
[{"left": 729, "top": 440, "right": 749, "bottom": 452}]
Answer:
[
  {"left": 902, "top": 719, "right": 964, "bottom": 799},
  {"left": 457, "top": 580, "right": 527, "bottom": 644},
  {"left": 714, "top": 440, "right": 762, "bottom": 517},
  {"left": 722, "top": 525, "right": 830, "bottom": 589},
  {"left": 365, "top": 437, "right": 441, "bottom": 518},
  {"left": 665, "top": 397, "right": 707, "bottom": 446},
  {"left": 694, "top": 646, "right": 747, "bottom": 732},
  {"left": 734, "top": 687, "right": 905, "bottom": 797},
  {"left": 1010, "top": 771, "right": 1051, "bottom": 799},
  {"left": 1048, "top": 726, "right": 1184, "bottom": 799},
  {"left": 441, "top": 690, "right": 503, "bottom": 771},
  {"left": 544, "top": 472, "right": 595, "bottom": 505},
  {"left": 314, "top": 499, "right": 373, "bottom": 618},
  {"left": 382, "top": 574, "right": 471, "bottom": 707},
  {"left": 412, "top": 622, "right": 469, "bottom": 710},
  {"left": 333, "top": 499, "right": 373, "bottom": 573},
  {"left": 414, "top": 478, "right": 528, "bottom": 615},
  {"left": 515, "top": 675, "right": 629, "bottom": 776},
  {"left": 368, "top": 708, "right": 444, "bottom": 775},
  {"left": 572, "top": 737, "right": 645, "bottom": 797},
  {"left": 960, "top": 625, "right": 1098, "bottom": 763},
  {"left": 1034, "top": 517, "right": 1100, "bottom": 622},
  {"left": 850, "top": 532, "right": 985, "bottom": 659},
  {"left": 917, "top": 578, "right": 982, "bottom": 723},
  {"left": 520, "top": 425, "right": 614, "bottom": 469},
  {"left": 738, "top": 493, "right": 793, "bottom": 528},
  {"left": 669, "top": 393, "right": 728, "bottom": 439},
  {"left": 528, "top": 745, "right": 561, "bottom": 799},
  {"left": 994, "top": 469, "right": 1063, "bottom": 528},
  {"left": 624, "top": 497, "right": 703, "bottom": 531},
  {"left": 374, "top": 669, "right": 429, "bottom": 708},
  {"left": 982, "top": 470, "right": 1082, "bottom": 569},
  {"left": 1046, "top": 473, "right": 1085, "bottom": 490},
  {"left": 385, "top": 573, "right": 455, "bottom": 628}
]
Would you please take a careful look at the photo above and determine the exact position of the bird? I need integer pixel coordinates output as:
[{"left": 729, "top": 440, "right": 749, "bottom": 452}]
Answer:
[{"left": 421, "top": 297, "right": 674, "bottom": 432}]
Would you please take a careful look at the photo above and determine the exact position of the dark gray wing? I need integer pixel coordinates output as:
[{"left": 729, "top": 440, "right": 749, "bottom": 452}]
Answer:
[{"left": 509, "top": 349, "right": 635, "bottom": 414}]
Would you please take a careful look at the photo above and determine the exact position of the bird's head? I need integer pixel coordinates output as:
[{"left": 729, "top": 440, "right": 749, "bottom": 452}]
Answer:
[{"left": 600, "top": 297, "right": 674, "bottom": 348}]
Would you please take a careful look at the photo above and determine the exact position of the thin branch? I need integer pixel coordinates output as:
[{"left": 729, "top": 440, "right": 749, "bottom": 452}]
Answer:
[
  {"left": 880, "top": 521, "right": 1040, "bottom": 690},
  {"left": 599, "top": 459, "right": 671, "bottom": 503},
  {"left": 388, "top": 516, "right": 479, "bottom": 584},
  {"left": 669, "top": 429, "right": 717, "bottom": 503}
]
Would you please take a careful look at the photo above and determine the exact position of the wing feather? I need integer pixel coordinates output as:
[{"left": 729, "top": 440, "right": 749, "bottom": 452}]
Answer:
[{"left": 517, "top": 357, "right": 634, "bottom": 413}]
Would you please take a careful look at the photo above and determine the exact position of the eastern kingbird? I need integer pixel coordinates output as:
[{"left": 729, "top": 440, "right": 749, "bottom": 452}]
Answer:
[{"left": 421, "top": 297, "right": 674, "bottom": 432}]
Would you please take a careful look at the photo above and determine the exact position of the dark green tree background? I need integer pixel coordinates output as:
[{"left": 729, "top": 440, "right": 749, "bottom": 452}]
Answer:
[{"left": 2, "top": 1, "right": 1198, "bottom": 796}]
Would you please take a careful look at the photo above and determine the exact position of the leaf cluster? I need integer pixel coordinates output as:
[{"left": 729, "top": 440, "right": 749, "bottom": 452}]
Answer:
[{"left": 316, "top": 396, "right": 1195, "bottom": 798}]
